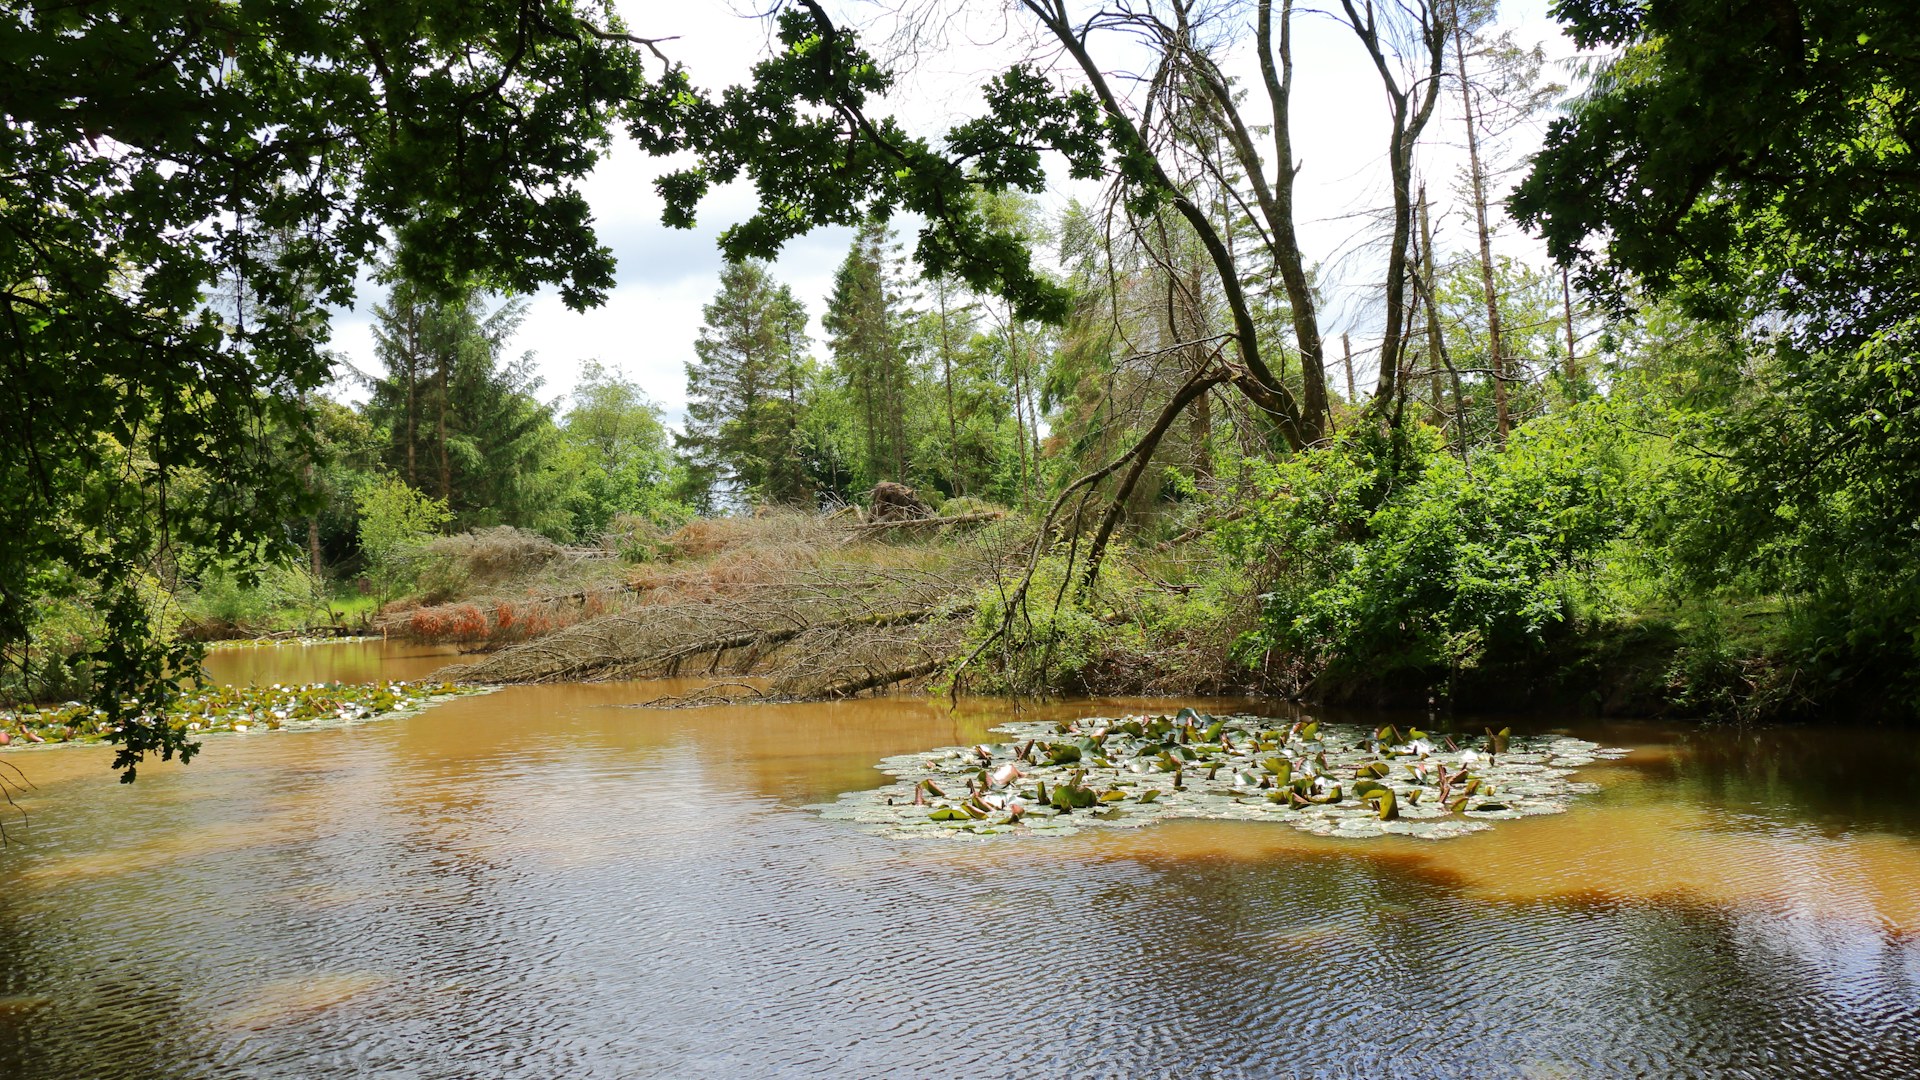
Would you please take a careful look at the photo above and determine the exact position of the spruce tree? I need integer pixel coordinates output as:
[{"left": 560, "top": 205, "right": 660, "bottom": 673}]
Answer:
[
  {"left": 681, "top": 261, "right": 815, "bottom": 508},
  {"left": 823, "top": 219, "right": 913, "bottom": 487}
]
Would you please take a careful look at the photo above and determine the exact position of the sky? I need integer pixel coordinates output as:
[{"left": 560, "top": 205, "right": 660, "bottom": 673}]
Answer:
[{"left": 323, "top": 0, "right": 1579, "bottom": 424}]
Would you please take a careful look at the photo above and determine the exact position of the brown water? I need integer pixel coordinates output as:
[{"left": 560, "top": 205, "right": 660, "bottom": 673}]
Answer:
[{"left": 2, "top": 643, "right": 1917, "bottom": 1079}]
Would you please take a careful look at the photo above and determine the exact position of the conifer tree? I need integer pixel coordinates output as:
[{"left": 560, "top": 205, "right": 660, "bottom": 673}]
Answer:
[
  {"left": 681, "top": 261, "right": 815, "bottom": 508},
  {"left": 824, "top": 219, "right": 913, "bottom": 487}
]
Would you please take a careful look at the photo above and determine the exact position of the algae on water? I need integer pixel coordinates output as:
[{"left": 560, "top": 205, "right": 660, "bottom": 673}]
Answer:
[{"left": 817, "top": 711, "right": 1627, "bottom": 840}]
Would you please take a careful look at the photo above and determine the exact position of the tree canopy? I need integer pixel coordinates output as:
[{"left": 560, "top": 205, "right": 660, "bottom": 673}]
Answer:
[{"left": 1, "top": 0, "right": 659, "bottom": 777}]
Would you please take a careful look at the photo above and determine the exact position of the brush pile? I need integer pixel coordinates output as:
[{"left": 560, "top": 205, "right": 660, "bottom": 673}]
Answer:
[{"left": 436, "top": 511, "right": 1025, "bottom": 699}]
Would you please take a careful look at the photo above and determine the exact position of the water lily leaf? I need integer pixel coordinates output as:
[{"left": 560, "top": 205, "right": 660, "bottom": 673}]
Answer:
[
  {"left": 1200, "top": 720, "right": 1226, "bottom": 742},
  {"left": 1356, "top": 761, "right": 1391, "bottom": 779},
  {"left": 929, "top": 808, "right": 968, "bottom": 821},
  {"left": 1362, "top": 787, "right": 1399, "bottom": 820},
  {"left": 1046, "top": 743, "right": 1082, "bottom": 766},
  {"left": 1300, "top": 722, "right": 1320, "bottom": 743},
  {"left": 1137, "top": 790, "right": 1161, "bottom": 804},
  {"left": 1099, "top": 789, "right": 1128, "bottom": 803}
]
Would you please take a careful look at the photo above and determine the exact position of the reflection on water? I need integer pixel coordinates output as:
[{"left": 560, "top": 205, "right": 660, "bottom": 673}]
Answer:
[
  {"left": 200, "top": 639, "right": 469, "bottom": 687},
  {"left": 1, "top": 644, "right": 1916, "bottom": 1078}
]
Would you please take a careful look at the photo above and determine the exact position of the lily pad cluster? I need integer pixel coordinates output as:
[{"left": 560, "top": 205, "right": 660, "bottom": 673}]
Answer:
[
  {"left": 0, "top": 681, "right": 483, "bottom": 748},
  {"left": 205, "top": 635, "right": 380, "bottom": 650},
  {"left": 817, "top": 710, "right": 1627, "bottom": 840}
]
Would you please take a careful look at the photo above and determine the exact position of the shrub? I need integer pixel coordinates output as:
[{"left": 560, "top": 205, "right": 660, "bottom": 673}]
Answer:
[
  {"left": 1223, "top": 408, "right": 1634, "bottom": 683},
  {"left": 355, "top": 478, "right": 453, "bottom": 599}
]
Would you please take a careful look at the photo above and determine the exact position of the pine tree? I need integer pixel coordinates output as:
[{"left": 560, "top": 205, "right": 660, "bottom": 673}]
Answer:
[
  {"left": 823, "top": 219, "right": 913, "bottom": 487},
  {"left": 680, "top": 261, "right": 815, "bottom": 508},
  {"left": 367, "top": 281, "right": 562, "bottom": 532}
]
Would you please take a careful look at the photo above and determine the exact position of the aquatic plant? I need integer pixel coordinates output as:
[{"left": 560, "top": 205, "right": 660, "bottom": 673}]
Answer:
[
  {"left": 817, "top": 709, "right": 1626, "bottom": 840},
  {"left": 205, "top": 636, "right": 382, "bottom": 650},
  {"left": 0, "top": 681, "right": 484, "bottom": 748}
]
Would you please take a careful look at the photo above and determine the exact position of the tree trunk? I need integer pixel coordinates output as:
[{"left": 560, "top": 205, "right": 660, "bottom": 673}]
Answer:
[
  {"left": 1419, "top": 190, "right": 1448, "bottom": 429},
  {"left": 939, "top": 280, "right": 961, "bottom": 495},
  {"left": 1562, "top": 264, "right": 1578, "bottom": 381},
  {"left": 1340, "top": 0, "right": 1446, "bottom": 410},
  {"left": 1342, "top": 332, "right": 1357, "bottom": 403},
  {"left": 404, "top": 302, "right": 418, "bottom": 488},
  {"left": 1455, "top": 9, "right": 1509, "bottom": 443},
  {"left": 436, "top": 324, "right": 451, "bottom": 504},
  {"left": 1030, "top": 0, "right": 1313, "bottom": 449},
  {"left": 1083, "top": 371, "right": 1229, "bottom": 589}
]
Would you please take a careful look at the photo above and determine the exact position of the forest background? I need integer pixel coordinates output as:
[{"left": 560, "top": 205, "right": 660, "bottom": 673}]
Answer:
[{"left": 4, "top": 0, "right": 1915, "bottom": 779}]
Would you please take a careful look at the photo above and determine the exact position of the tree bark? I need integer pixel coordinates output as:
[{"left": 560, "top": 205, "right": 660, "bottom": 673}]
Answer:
[
  {"left": 1342, "top": 332, "right": 1357, "bottom": 403},
  {"left": 1083, "top": 370, "right": 1228, "bottom": 589},
  {"left": 1419, "top": 190, "right": 1448, "bottom": 427},
  {"left": 1454, "top": 7, "right": 1509, "bottom": 443},
  {"left": 938, "top": 279, "right": 961, "bottom": 495},
  {"left": 1339, "top": 0, "right": 1447, "bottom": 411},
  {"left": 1562, "top": 264, "right": 1578, "bottom": 381},
  {"left": 1025, "top": 0, "right": 1312, "bottom": 449}
]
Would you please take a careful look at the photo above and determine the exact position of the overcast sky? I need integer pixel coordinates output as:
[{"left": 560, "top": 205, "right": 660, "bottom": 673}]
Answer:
[{"left": 324, "top": 0, "right": 1576, "bottom": 423}]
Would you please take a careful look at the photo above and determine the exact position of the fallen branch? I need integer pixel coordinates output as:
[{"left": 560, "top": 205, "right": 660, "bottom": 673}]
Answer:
[
  {"left": 654, "top": 608, "right": 961, "bottom": 676},
  {"left": 845, "top": 511, "right": 1006, "bottom": 532},
  {"left": 816, "top": 657, "right": 946, "bottom": 698}
]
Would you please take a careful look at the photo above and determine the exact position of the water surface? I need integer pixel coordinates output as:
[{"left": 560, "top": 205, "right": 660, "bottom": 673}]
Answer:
[{"left": 1, "top": 643, "right": 1916, "bottom": 1078}]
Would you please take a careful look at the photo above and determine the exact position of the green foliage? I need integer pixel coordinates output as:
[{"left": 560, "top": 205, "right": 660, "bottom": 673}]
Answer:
[
  {"left": 364, "top": 280, "right": 576, "bottom": 537},
  {"left": 647, "top": 10, "right": 1097, "bottom": 324},
  {"left": 1516, "top": 0, "right": 1919, "bottom": 330},
  {"left": 3, "top": 0, "right": 657, "bottom": 777},
  {"left": 966, "top": 557, "right": 1128, "bottom": 694},
  {"left": 1225, "top": 413, "right": 1633, "bottom": 679},
  {"left": 184, "top": 561, "right": 323, "bottom": 632},
  {"left": 681, "top": 260, "right": 819, "bottom": 508},
  {"left": 1519, "top": 1, "right": 1920, "bottom": 714},
  {"left": 825, "top": 218, "right": 915, "bottom": 487},
  {"left": 555, "top": 362, "right": 690, "bottom": 538},
  {"left": 354, "top": 478, "right": 453, "bottom": 600}
]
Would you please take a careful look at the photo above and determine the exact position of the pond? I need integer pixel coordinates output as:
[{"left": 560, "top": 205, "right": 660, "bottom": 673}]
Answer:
[{"left": 1, "top": 641, "right": 1916, "bottom": 1078}]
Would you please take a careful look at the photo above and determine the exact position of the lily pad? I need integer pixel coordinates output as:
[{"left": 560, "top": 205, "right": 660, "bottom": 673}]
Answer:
[{"left": 814, "top": 713, "right": 1623, "bottom": 842}]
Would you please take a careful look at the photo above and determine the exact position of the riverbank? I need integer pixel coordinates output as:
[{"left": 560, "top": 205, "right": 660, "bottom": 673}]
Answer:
[{"left": 381, "top": 510, "right": 1852, "bottom": 726}]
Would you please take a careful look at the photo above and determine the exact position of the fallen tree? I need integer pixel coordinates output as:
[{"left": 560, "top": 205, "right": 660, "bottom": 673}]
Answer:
[{"left": 434, "top": 518, "right": 1017, "bottom": 699}]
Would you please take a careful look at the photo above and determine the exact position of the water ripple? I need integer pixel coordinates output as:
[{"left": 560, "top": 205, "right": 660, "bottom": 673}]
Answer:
[{"left": 0, "top": 677, "right": 1916, "bottom": 1078}]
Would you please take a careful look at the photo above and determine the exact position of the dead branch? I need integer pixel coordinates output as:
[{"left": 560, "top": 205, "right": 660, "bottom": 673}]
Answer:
[
  {"left": 845, "top": 511, "right": 1006, "bottom": 532},
  {"left": 815, "top": 657, "right": 947, "bottom": 699}
]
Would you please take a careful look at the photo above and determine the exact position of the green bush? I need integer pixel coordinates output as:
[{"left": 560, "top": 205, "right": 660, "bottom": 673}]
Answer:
[
  {"left": 354, "top": 477, "right": 453, "bottom": 599},
  {"left": 1223, "top": 408, "right": 1635, "bottom": 682}
]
